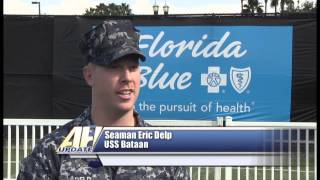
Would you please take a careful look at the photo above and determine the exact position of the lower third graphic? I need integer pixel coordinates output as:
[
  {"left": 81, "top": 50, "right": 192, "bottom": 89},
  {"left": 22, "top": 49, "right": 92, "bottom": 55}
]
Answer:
[{"left": 201, "top": 67, "right": 227, "bottom": 93}]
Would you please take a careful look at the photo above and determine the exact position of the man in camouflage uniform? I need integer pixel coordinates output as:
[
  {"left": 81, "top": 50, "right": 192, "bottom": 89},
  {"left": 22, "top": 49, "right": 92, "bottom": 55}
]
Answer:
[{"left": 17, "top": 20, "right": 190, "bottom": 180}]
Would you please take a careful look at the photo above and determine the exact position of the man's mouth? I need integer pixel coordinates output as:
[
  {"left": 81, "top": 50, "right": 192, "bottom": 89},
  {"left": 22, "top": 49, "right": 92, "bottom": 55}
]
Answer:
[{"left": 117, "top": 89, "right": 134, "bottom": 100}]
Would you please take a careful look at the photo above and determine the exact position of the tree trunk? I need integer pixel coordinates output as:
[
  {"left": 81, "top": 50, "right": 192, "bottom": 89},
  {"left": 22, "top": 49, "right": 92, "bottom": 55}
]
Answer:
[
  {"left": 241, "top": 0, "right": 243, "bottom": 13},
  {"left": 264, "top": 0, "right": 268, "bottom": 14}
]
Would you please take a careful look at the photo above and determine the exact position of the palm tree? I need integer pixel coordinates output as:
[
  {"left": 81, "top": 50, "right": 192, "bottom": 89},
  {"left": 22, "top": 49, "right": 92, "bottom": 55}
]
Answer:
[
  {"left": 286, "top": 0, "right": 295, "bottom": 12},
  {"left": 280, "top": 0, "right": 285, "bottom": 13},
  {"left": 243, "top": 0, "right": 264, "bottom": 14},
  {"left": 280, "top": 0, "right": 291, "bottom": 13},
  {"left": 270, "top": 0, "right": 279, "bottom": 14},
  {"left": 241, "top": 0, "right": 244, "bottom": 13},
  {"left": 300, "top": 0, "right": 317, "bottom": 12},
  {"left": 264, "top": 0, "right": 268, "bottom": 13}
]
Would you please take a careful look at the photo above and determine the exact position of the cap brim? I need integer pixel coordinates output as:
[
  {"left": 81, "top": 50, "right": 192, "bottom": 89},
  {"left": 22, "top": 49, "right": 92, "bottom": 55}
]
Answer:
[
  {"left": 89, "top": 49, "right": 146, "bottom": 66},
  {"left": 112, "top": 49, "right": 146, "bottom": 63}
]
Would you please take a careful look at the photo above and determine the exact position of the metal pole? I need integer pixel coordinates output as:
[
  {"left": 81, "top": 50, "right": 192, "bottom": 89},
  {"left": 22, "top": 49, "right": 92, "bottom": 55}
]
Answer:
[
  {"left": 38, "top": 2, "right": 40, "bottom": 16},
  {"left": 32, "top": 1, "right": 40, "bottom": 16}
]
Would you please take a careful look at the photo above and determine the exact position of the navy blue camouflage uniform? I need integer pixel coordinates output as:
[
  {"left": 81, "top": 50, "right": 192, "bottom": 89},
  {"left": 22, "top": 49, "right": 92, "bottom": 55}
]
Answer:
[
  {"left": 18, "top": 20, "right": 190, "bottom": 180},
  {"left": 18, "top": 107, "right": 189, "bottom": 179}
]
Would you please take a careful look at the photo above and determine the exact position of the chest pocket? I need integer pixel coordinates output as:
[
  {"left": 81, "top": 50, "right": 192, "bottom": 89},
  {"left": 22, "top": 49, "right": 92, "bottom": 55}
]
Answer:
[{"left": 59, "top": 158, "right": 112, "bottom": 180}]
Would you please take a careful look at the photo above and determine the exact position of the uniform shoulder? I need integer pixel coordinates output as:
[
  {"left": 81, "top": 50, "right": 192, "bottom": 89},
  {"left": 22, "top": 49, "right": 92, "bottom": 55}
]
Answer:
[{"left": 36, "top": 118, "right": 82, "bottom": 150}]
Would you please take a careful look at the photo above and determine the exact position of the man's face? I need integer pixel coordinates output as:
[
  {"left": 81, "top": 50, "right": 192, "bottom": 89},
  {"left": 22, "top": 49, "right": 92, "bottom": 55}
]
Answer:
[{"left": 84, "top": 55, "right": 141, "bottom": 113}]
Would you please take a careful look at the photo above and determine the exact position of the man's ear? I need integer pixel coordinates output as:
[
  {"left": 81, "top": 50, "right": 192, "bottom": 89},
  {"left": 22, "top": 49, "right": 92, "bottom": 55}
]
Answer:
[{"left": 83, "top": 64, "right": 94, "bottom": 87}]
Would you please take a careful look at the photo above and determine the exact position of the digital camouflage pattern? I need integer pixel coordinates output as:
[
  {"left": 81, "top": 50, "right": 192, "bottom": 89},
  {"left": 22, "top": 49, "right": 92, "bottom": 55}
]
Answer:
[
  {"left": 79, "top": 19, "right": 146, "bottom": 65},
  {"left": 17, "top": 107, "right": 190, "bottom": 180}
]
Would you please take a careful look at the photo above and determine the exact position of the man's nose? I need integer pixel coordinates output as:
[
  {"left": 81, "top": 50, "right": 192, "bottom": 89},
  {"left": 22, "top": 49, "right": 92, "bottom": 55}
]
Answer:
[{"left": 120, "top": 66, "right": 132, "bottom": 83}]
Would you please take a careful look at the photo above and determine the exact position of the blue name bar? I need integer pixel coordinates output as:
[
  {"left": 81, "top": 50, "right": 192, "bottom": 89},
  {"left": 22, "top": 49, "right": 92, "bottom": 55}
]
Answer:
[{"left": 93, "top": 127, "right": 287, "bottom": 153}]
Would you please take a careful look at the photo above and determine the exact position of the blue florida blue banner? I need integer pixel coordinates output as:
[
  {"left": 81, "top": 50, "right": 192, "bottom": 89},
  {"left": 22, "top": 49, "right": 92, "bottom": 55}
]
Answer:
[{"left": 136, "top": 26, "right": 293, "bottom": 121}]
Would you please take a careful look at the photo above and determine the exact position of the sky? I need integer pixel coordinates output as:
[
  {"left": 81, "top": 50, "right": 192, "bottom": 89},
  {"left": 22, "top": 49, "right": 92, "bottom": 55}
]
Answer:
[{"left": 3, "top": 0, "right": 316, "bottom": 15}]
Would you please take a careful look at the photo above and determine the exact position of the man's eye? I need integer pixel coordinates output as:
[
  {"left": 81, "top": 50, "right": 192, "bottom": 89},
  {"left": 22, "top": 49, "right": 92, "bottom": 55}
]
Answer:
[{"left": 130, "top": 65, "right": 139, "bottom": 71}]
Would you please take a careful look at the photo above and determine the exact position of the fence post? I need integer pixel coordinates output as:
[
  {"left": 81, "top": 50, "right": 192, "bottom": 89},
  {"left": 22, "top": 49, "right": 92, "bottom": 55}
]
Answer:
[
  {"left": 16, "top": 126, "right": 20, "bottom": 177},
  {"left": 7, "top": 125, "right": 11, "bottom": 179},
  {"left": 217, "top": 117, "right": 224, "bottom": 127},
  {"left": 225, "top": 116, "right": 233, "bottom": 127},
  {"left": 214, "top": 167, "right": 221, "bottom": 180}
]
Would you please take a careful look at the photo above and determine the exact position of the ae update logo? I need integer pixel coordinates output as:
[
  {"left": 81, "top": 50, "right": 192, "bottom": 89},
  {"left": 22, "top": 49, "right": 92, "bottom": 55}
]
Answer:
[{"left": 56, "top": 127, "right": 103, "bottom": 153}]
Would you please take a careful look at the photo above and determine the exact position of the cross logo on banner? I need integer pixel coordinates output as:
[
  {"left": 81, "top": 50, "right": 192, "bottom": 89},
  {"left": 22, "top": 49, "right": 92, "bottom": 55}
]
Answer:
[{"left": 201, "top": 67, "right": 227, "bottom": 93}]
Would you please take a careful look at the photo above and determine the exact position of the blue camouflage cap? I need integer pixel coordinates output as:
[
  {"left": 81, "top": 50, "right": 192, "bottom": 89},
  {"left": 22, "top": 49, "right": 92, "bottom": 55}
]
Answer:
[{"left": 79, "top": 19, "right": 146, "bottom": 65}]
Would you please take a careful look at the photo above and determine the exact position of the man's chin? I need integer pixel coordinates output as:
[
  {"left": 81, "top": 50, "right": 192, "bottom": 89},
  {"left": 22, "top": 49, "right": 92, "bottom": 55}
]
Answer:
[{"left": 115, "top": 104, "right": 135, "bottom": 113}]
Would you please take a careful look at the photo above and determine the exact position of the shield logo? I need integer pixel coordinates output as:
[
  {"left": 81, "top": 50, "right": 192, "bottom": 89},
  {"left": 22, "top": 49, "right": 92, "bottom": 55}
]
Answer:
[{"left": 230, "top": 67, "right": 251, "bottom": 94}]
